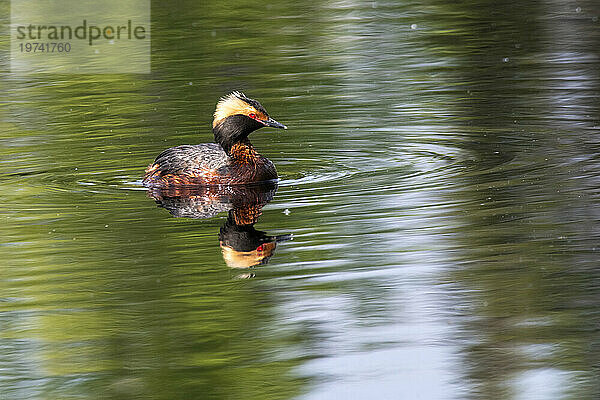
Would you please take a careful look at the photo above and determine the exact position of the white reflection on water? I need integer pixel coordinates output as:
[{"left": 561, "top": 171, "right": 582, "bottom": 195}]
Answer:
[{"left": 514, "top": 369, "right": 573, "bottom": 400}]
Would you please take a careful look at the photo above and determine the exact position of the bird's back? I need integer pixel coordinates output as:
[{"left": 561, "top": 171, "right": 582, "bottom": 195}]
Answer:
[{"left": 143, "top": 143, "right": 231, "bottom": 186}]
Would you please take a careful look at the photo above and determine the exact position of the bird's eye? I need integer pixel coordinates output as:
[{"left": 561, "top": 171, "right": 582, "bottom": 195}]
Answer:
[{"left": 248, "top": 113, "right": 256, "bottom": 119}]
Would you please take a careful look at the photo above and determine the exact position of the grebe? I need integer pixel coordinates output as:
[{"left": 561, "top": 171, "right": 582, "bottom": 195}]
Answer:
[{"left": 143, "top": 91, "right": 287, "bottom": 187}]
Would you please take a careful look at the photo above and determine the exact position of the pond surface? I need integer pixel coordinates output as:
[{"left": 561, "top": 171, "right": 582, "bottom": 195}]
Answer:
[{"left": 1, "top": 0, "right": 600, "bottom": 399}]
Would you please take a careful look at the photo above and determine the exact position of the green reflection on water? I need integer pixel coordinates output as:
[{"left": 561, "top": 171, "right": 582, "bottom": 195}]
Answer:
[{"left": 1, "top": 0, "right": 600, "bottom": 399}]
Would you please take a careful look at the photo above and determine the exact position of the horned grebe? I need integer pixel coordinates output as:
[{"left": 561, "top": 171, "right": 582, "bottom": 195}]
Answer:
[{"left": 143, "top": 91, "right": 287, "bottom": 187}]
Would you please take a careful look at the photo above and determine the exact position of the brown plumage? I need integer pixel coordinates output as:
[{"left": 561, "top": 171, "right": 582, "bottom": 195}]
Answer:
[{"left": 143, "top": 91, "right": 287, "bottom": 187}]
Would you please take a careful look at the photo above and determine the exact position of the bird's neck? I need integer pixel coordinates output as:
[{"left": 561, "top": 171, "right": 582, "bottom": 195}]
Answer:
[
  {"left": 228, "top": 138, "right": 259, "bottom": 161},
  {"left": 213, "top": 115, "right": 262, "bottom": 156}
]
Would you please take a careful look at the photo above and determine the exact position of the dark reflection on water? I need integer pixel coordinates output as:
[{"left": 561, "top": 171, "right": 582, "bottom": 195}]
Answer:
[
  {"left": 1, "top": 0, "right": 600, "bottom": 399},
  {"left": 148, "top": 183, "right": 292, "bottom": 270}
]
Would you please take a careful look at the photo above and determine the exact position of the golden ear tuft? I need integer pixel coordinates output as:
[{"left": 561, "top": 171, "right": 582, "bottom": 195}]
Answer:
[{"left": 213, "top": 91, "right": 255, "bottom": 127}]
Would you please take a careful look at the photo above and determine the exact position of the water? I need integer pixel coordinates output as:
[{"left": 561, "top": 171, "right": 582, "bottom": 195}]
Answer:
[{"left": 2, "top": 0, "right": 600, "bottom": 398}]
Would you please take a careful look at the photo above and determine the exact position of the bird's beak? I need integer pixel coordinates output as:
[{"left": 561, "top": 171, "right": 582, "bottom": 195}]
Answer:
[{"left": 262, "top": 117, "right": 287, "bottom": 130}]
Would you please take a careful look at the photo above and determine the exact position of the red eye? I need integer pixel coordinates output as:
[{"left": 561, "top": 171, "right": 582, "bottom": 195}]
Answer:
[{"left": 248, "top": 113, "right": 256, "bottom": 119}]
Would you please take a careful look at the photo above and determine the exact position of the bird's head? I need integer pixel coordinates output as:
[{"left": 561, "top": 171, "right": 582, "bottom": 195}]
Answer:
[{"left": 212, "top": 91, "right": 286, "bottom": 153}]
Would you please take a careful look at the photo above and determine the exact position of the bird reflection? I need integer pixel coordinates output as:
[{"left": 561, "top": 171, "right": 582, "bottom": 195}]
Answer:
[{"left": 147, "top": 182, "right": 290, "bottom": 269}]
